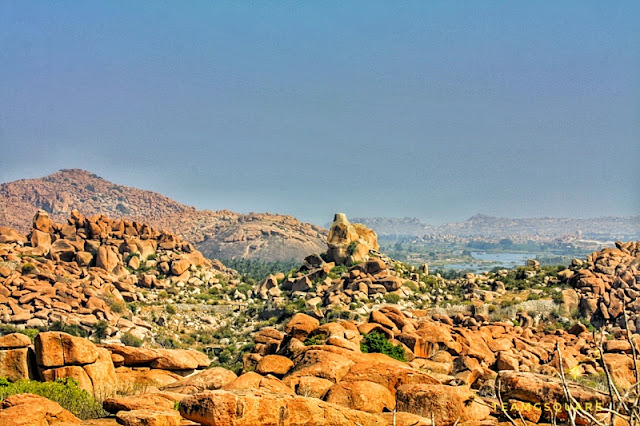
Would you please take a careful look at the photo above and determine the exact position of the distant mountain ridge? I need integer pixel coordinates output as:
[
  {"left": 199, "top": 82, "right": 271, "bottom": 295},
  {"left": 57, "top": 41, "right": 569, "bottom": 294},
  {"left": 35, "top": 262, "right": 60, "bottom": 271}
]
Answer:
[
  {"left": 352, "top": 214, "right": 640, "bottom": 242},
  {"left": 0, "top": 169, "right": 327, "bottom": 261}
]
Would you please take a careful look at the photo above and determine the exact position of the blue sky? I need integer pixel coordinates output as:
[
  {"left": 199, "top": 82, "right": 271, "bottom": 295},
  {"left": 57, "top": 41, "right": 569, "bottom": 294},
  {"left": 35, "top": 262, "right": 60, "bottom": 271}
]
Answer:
[{"left": 1, "top": 2, "right": 638, "bottom": 225}]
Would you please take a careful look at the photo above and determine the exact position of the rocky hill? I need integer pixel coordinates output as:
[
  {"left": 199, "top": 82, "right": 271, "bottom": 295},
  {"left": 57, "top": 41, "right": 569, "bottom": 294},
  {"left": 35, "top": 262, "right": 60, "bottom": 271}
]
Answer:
[
  {"left": 0, "top": 212, "right": 639, "bottom": 425},
  {"left": 354, "top": 214, "right": 640, "bottom": 242},
  {"left": 0, "top": 169, "right": 327, "bottom": 261}
]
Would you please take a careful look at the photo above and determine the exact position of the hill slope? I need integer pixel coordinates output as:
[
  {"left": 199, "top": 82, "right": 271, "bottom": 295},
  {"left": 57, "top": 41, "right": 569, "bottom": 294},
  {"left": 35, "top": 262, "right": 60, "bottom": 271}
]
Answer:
[{"left": 0, "top": 169, "right": 326, "bottom": 261}]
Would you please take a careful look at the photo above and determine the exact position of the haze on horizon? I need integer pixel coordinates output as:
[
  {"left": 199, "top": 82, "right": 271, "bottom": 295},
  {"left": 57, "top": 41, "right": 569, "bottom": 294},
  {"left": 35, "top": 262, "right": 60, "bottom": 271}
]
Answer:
[{"left": 1, "top": 2, "right": 638, "bottom": 226}]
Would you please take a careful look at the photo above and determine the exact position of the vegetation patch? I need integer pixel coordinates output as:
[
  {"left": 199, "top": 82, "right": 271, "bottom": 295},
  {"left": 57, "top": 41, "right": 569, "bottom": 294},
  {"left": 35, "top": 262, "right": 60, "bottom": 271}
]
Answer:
[
  {"left": 0, "top": 377, "right": 107, "bottom": 419},
  {"left": 360, "top": 331, "right": 406, "bottom": 362}
]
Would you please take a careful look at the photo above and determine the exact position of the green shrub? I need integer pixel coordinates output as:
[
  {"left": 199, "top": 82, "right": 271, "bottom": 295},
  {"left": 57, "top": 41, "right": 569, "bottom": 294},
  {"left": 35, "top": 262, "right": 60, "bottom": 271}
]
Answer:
[
  {"left": 403, "top": 281, "right": 419, "bottom": 292},
  {"left": 120, "top": 332, "right": 143, "bottom": 347},
  {"left": 552, "top": 291, "right": 564, "bottom": 304},
  {"left": 304, "top": 333, "right": 327, "bottom": 346},
  {"left": 328, "top": 265, "right": 348, "bottom": 279},
  {"left": 499, "top": 298, "right": 519, "bottom": 308},
  {"left": 347, "top": 242, "right": 358, "bottom": 256},
  {"left": 49, "top": 321, "right": 87, "bottom": 338},
  {"left": 165, "top": 305, "right": 177, "bottom": 315},
  {"left": 0, "top": 325, "right": 40, "bottom": 341},
  {"left": 527, "top": 292, "right": 541, "bottom": 301},
  {"left": 91, "top": 321, "right": 108, "bottom": 343},
  {"left": 360, "top": 331, "right": 406, "bottom": 362},
  {"left": 384, "top": 293, "right": 401, "bottom": 304},
  {"left": 21, "top": 263, "right": 36, "bottom": 274},
  {"left": 0, "top": 377, "right": 106, "bottom": 419}
]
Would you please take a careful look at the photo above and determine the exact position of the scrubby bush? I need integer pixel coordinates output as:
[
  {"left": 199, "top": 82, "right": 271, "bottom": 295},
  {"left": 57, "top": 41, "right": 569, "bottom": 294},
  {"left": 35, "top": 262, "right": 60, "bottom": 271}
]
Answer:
[
  {"left": 50, "top": 321, "right": 88, "bottom": 338},
  {"left": 304, "top": 333, "right": 327, "bottom": 346},
  {"left": 384, "top": 293, "right": 401, "bottom": 304},
  {"left": 0, "top": 325, "right": 40, "bottom": 341},
  {"left": 91, "top": 321, "right": 108, "bottom": 343},
  {"left": 360, "top": 331, "right": 406, "bottom": 362},
  {"left": 0, "top": 377, "right": 106, "bottom": 419},
  {"left": 120, "top": 332, "right": 143, "bottom": 347},
  {"left": 21, "top": 263, "right": 36, "bottom": 274}
]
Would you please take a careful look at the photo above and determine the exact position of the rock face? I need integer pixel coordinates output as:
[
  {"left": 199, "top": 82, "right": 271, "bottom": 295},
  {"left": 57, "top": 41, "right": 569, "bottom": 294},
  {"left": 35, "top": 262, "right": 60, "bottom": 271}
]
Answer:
[
  {"left": 0, "top": 169, "right": 327, "bottom": 262},
  {"left": 325, "top": 213, "right": 379, "bottom": 266}
]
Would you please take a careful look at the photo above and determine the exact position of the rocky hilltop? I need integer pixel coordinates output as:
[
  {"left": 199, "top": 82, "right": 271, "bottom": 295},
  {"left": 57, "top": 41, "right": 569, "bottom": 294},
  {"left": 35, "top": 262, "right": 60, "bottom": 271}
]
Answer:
[{"left": 0, "top": 169, "right": 326, "bottom": 261}]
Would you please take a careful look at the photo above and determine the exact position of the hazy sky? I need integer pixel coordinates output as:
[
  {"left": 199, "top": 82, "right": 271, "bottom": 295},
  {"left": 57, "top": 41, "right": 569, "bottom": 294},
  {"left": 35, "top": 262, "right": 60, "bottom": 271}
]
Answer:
[{"left": 1, "top": 2, "right": 638, "bottom": 225}]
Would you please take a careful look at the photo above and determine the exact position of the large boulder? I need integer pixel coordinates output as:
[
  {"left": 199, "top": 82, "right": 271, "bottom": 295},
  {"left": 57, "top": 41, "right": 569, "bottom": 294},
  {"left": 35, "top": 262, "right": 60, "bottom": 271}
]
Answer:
[
  {"left": 161, "top": 367, "right": 237, "bottom": 394},
  {"left": 396, "top": 384, "right": 491, "bottom": 425},
  {"left": 339, "top": 354, "right": 440, "bottom": 394},
  {"left": 95, "top": 245, "right": 120, "bottom": 273},
  {"left": 104, "top": 391, "right": 185, "bottom": 413},
  {"left": 179, "top": 389, "right": 386, "bottom": 426},
  {"left": 116, "top": 408, "right": 183, "bottom": 426},
  {"left": 0, "top": 393, "right": 81, "bottom": 425},
  {"left": 0, "top": 333, "right": 32, "bottom": 349},
  {"left": 0, "top": 347, "right": 33, "bottom": 382},
  {"left": 325, "top": 213, "right": 379, "bottom": 265},
  {"left": 283, "top": 349, "right": 354, "bottom": 384},
  {"left": 256, "top": 355, "right": 294, "bottom": 376},
  {"left": 324, "top": 380, "right": 395, "bottom": 413},
  {"left": 0, "top": 227, "right": 27, "bottom": 244},
  {"left": 35, "top": 332, "right": 99, "bottom": 368},
  {"left": 284, "top": 313, "right": 320, "bottom": 341},
  {"left": 497, "top": 371, "right": 610, "bottom": 422}
]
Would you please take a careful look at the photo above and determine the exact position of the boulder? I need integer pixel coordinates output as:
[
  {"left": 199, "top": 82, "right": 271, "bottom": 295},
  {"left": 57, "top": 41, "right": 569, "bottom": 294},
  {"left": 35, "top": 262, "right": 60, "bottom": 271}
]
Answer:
[
  {"left": 104, "top": 391, "right": 185, "bottom": 413},
  {"left": 284, "top": 313, "right": 320, "bottom": 341},
  {"left": 0, "top": 227, "right": 27, "bottom": 244},
  {"left": 161, "top": 367, "right": 237, "bottom": 394},
  {"left": 0, "top": 393, "right": 80, "bottom": 425},
  {"left": 340, "top": 355, "right": 439, "bottom": 394},
  {"left": 497, "top": 371, "right": 610, "bottom": 421},
  {"left": 35, "top": 332, "right": 99, "bottom": 368},
  {"left": 33, "top": 210, "right": 54, "bottom": 234},
  {"left": 83, "top": 347, "right": 118, "bottom": 399},
  {"left": 179, "top": 389, "right": 386, "bottom": 426},
  {"left": 224, "top": 372, "right": 295, "bottom": 396},
  {"left": 0, "top": 347, "right": 33, "bottom": 382},
  {"left": 96, "top": 245, "right": 119, "bottom": 273},
  {"left": 256, "top": 355, "right": 294, "bottom": 376},
  {"left": 116, "top": 409, "right": 183, "bottom": 426},
  {"left": 101, "top": 344, "right": 159, "bottom": 366},
  {"left": 150, "top": 349, "right": 210, "bottom": 371},
  {"left": 0, "top": 333, "right": 32, "bottom": 349},
  {"left": 283, "top": 349, "right": 354, "bottom": 384},
  {"left": 293, "top": 376, "right": 334, "bottom": 399},
  {"left": 324, "top": 380, "right": 395, "bottom": 413},
  {"left": 325, "top": 213, "right": 379, "bottom": 265},
  {"left": 396, "top": 384, "right": 491, "bottom": 425}
]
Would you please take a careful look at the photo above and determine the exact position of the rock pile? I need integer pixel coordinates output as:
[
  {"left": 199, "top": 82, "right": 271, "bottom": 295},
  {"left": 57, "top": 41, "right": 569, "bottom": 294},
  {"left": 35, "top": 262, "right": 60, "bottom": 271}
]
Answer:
[
  {"left": 1, "top": 306, "right": 636, "bottom": 425},
  {"left": 566, "top": 241, "right": 640, "bottom": 331},
  {"left": 0, "top": 210, "right": 234, "bottom": 340}
]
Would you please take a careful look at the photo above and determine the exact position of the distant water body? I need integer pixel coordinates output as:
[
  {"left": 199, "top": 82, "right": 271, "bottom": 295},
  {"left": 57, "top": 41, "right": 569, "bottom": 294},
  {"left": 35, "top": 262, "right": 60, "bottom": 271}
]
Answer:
[{"left": 446, "top": 251, "right": 535, "bottom": 273}]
